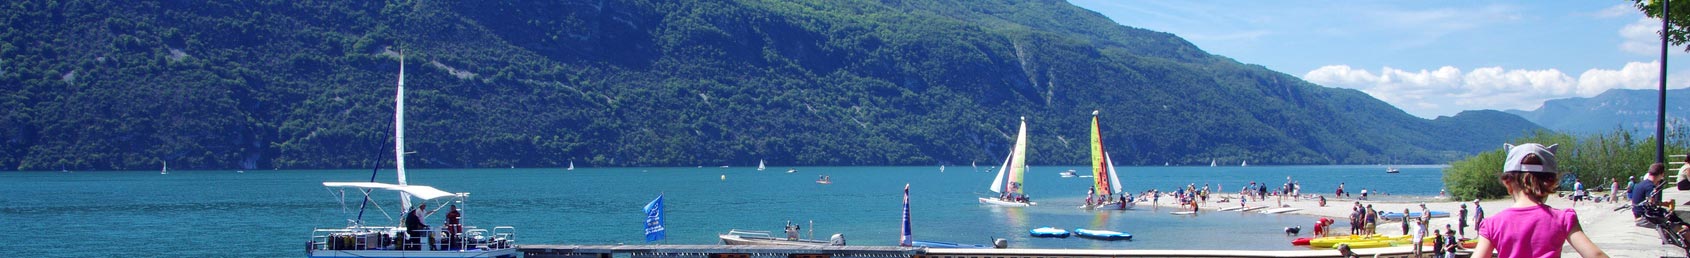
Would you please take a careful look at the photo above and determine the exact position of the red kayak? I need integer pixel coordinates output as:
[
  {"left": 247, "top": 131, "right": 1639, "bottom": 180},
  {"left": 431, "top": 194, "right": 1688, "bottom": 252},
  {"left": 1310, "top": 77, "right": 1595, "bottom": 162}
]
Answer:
[{"left": 1291, "top": 237, "right": 1311, "bottom": 246}]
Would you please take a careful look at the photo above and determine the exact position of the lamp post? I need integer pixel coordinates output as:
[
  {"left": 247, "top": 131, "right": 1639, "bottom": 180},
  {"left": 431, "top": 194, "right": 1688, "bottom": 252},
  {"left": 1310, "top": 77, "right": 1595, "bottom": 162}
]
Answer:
[{"left": 1660, "top": 0, "right": 1670, "bottom": 164}]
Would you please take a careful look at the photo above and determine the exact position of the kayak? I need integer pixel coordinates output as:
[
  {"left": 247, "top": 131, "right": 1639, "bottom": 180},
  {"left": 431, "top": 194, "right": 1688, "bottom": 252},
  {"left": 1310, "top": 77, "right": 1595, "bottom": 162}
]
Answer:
[
  {"left": 1291, "top": 237, "right": 1311, "bottom": 246},
  {"left": 1334, "top": 239, "right": 1393, "bottom": 249},
  {"left": 1311, "top": 234, "right": 1437, "bottom": 248},
  {"left": 1029, "top": 227, "right": 1070, "bottom": 238},
  {"left": 1073, "top": 228, "right": 1132, "bottom": 241},
  {"left": 1309, "top": 234, "right": 1382, "bottom": 248},
  {"left": 1379, "top": 211, "right": 1446, "bottom": 219}
]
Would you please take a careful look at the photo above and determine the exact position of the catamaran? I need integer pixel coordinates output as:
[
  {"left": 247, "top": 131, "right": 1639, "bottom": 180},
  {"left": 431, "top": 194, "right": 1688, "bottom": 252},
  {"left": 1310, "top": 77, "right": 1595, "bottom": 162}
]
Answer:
[
  {"left": 979, "top": 117, "right": 1034, "bottom": 207},
  {"left": 1079, "top": 110, "right": 1131, "bottom": 210},
  {"left": 306, "top": 53, "right": 517, "bottom": 258}
]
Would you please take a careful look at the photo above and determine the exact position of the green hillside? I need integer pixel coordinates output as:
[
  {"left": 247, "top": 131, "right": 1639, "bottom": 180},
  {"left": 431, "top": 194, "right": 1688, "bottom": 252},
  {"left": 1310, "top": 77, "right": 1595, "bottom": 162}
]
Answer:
[{"left": 0, "top": 0, "right": 1542, "bottom": 170}]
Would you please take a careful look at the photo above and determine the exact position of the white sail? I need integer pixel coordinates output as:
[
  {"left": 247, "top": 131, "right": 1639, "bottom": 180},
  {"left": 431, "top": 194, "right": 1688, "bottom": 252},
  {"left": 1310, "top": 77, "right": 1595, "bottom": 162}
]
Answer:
[
  {"left": 1241, "top": 160, "right": 1247, "bottom": 167},
  {"left": 161, "top": 161, "right": 168, "bottom": 174},
  {"left": 989, "top": 149, "right": 1011, "bottom": 193},
  {"left": 1210, "top": 159, "right": 1217, "bottom": 167},
  {"left": 395, "top": 53, "right": 412, "bottom": 210},
  {"left": 1104, "top": 152, "right": 1122, "bottom": 194},
  {"left": 758, "top": 159, "right": 766, "bottom": 171},
  {"left": 568, "top": 161, "right": 575, "bottom": 171}
]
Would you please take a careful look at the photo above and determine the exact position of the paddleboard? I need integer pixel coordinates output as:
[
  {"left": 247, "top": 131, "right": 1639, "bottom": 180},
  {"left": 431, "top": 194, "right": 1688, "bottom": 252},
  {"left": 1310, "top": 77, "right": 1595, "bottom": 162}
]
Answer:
[
  {"left": 1240, "top": 206, "right": 1267, "bottom": 212},
  {"left": 1261, "top": 207, "right": 1303, "bottom": 214},
  {"left": 1170, "top": 211, "right": 1196, "bottom": 215},
  {"left": 1218, "top": 206, "right": 1246, "bottom": 211}
]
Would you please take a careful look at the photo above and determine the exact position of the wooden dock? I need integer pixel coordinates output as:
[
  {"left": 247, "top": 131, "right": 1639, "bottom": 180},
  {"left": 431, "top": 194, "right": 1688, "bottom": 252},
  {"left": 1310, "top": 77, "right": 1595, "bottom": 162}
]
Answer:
[{"left": 518, "top": 244, "right": 1442, "bottom": 258}]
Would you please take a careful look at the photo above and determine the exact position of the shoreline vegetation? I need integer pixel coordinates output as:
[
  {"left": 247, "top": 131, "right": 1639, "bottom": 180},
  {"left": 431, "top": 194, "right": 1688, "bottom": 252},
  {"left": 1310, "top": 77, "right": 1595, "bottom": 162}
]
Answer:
[{"left": 1443, "top": 126, "right": 1689, "bottom": 201}]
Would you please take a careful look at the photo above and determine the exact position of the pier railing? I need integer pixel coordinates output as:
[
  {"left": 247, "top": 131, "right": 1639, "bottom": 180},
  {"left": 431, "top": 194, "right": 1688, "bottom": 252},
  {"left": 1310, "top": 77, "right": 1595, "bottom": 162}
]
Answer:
[{"left": 518, "top": 245, "right": 1437, "bottom": 258}]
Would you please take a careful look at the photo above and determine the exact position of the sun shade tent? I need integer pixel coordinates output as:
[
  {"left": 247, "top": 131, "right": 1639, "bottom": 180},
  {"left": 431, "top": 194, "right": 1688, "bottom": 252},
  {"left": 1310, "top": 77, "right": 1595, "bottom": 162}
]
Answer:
[{"left": 322, "top": 182, "right": 456, "bottom": 200}]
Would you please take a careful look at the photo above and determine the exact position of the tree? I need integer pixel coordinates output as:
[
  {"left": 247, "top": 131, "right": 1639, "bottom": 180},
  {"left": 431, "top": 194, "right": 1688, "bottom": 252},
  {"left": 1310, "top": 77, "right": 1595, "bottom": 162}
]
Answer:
[{"left": 1633, "top": 0, "right": 1690, "bottom": 52}]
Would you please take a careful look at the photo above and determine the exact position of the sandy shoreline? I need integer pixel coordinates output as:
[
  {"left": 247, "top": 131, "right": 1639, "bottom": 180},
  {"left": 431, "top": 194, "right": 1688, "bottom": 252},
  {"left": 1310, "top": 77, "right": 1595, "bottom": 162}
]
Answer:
[{"left": 1135, "top": 188, "right": 1684, "bottom": 257}]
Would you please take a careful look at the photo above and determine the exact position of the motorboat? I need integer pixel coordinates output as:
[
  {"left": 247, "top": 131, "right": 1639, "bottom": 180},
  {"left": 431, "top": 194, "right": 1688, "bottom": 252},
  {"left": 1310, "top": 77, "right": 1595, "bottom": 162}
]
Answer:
[{"left": 718, "top": 229, "right": 843, "bottom": 246}]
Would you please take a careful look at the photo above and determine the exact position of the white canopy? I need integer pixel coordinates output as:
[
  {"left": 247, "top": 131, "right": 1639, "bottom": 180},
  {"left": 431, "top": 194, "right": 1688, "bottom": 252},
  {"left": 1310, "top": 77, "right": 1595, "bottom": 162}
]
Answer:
[{"left": 322, "top": 182, "right": 456, "bottom": 200}]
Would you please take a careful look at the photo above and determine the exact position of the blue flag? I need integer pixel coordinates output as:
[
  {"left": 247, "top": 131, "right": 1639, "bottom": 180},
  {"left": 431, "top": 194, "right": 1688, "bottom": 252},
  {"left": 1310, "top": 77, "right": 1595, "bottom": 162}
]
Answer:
[{"left": 643, "top": 195, "right": 666, "bottom": 242}]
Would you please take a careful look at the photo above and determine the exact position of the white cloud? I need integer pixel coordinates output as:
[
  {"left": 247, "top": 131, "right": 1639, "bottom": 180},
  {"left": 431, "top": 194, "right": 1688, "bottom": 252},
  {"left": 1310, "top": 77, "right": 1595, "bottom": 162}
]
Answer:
[
  {"left": 1591, "top": 4, "right": 1637, "bottom": 18},
  {"left": 1304, "top": 62, "right": 1683, "bottom": 118},
  {"left": 1622, "top": 17, "right": 1665, "bottom": 55}
]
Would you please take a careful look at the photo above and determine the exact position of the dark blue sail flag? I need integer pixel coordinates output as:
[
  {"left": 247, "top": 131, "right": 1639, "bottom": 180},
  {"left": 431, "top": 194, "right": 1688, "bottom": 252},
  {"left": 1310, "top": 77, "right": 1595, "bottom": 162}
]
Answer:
[
  {"left": 643, "top": 195, "right": 666, "bottom": 242},
  {"left": 900, "top": 184, "right": 912, "bottom": 246}
]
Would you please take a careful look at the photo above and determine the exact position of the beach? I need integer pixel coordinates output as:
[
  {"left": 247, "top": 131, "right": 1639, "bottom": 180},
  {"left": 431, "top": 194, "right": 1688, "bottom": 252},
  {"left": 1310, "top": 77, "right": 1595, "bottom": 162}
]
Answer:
[{"left": 1140, "top": 187, "right": 1686, "bottom": 257}]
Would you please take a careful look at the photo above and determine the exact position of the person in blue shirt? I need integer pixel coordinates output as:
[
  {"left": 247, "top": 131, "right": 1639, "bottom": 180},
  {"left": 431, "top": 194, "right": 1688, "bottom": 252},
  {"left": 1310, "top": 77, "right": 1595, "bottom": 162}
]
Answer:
[{"left": 1631, "top": 163, "right": 1666, "bottom": 226}]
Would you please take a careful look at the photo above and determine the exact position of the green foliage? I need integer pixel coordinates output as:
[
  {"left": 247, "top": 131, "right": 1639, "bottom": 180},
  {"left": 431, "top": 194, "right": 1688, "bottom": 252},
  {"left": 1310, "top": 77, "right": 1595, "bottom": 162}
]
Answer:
[
  {"left": 0, "top": 0, "right": 1544, "bottom": 170},
  {"left": 1443, "top": 125, "right": 1690, "bottom": 200}
]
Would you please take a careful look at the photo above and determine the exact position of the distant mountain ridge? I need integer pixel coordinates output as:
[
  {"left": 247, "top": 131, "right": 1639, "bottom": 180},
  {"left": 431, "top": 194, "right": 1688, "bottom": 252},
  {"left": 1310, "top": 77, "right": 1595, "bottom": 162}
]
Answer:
[
  {"left": 1505, "top": 88, "right": 1690, "bottom": 135},
  {"left": 0, "top": 0, "right": 1542, "bottom": 170}
]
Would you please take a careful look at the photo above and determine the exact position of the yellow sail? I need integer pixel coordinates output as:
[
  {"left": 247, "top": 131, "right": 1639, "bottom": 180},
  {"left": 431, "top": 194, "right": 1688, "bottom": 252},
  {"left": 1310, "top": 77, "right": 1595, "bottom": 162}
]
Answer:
[{"left": 1090, "top": 111, "right": 1121, "bottom": 195}]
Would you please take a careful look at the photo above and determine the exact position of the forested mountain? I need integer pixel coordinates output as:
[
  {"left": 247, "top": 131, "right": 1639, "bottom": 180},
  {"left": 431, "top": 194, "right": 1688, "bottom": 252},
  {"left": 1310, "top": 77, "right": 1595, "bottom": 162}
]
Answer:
[
  {"left": 0, "top": 0, "right": 1543, "bottom": 170},
  {"left": 1505, "top": 88, "right": 1690, "bottom": 136}
]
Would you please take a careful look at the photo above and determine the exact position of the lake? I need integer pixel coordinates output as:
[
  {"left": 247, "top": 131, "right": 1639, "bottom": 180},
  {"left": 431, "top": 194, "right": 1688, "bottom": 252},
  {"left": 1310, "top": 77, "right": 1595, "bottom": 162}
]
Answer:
[{"left": 1, "top": 165, "right": 1447, "bottom": 256}]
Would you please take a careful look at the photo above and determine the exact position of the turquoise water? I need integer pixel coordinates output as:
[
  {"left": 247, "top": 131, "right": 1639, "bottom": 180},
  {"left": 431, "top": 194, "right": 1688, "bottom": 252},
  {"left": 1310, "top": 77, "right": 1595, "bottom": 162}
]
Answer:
[{"left": 1, "top": 165, "right": 1446, "bottom": 256}]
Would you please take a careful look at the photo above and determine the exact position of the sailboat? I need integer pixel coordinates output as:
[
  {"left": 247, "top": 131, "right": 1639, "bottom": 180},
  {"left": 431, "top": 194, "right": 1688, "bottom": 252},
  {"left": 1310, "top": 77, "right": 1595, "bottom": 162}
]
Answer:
[
  {"left": 1241, "top": 160, "right": 1248, "bottom": 167},
  {"left": 758, "top": 159, "right": 766, "bottom": 171},
  {"left": 1210, "top": 159, "right": 1217, "bottom": 167},
  {"left": 979, "top": 117, "right": 1034, "bottom": 207},
  {"left": 307, "top": 52, "right": 518, "bottom": 258},
  {"left": 939, "top": 165, "right": 945, "bottom": 173},
  {"left": 567, "top": 161, "right": 575, "bottom": 171},
  {"left": 1080, "top": 110, "right": 1131, "bottom": 210},
  {"left": 160, "top": 161, "right": 168, "bottom": 175}
]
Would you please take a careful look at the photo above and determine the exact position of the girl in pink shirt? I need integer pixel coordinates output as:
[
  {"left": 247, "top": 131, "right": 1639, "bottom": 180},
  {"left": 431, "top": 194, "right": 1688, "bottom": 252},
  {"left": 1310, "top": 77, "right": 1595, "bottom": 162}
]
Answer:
[{"left": 1473, "top": 143, "right": 1606, "bottom": 258}]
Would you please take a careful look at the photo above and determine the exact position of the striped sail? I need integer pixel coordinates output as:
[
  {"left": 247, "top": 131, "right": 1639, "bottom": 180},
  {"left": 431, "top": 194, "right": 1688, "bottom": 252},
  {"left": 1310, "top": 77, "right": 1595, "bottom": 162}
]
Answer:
[
  {"left": 988, "top": 117, "right": 1029, "bottom": 194},
  {"left": 1089, "top": 111, "right": 1121, "bottom": 195},
  {"left": 1007, "top": 117, "right": 1029, "bottom": 194}
]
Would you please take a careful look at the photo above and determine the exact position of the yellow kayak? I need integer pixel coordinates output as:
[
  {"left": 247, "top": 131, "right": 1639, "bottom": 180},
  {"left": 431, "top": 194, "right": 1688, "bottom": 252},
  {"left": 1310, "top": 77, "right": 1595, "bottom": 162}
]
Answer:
[
  {"left": 1321, "top": 235, "right": 1440, "bottom": 249},
  {"left": 1308, "top": 234, "right": 1381, "bottom": 248}
]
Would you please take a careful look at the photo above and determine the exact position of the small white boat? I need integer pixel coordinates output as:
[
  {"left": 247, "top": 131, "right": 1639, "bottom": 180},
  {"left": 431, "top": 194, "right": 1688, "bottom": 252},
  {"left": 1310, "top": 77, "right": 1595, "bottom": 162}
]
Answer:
[
  {"left": 758, "top": 159, "right": 766, "bottom": 171},
  {"left": 567, "top": 161, "right": 574, "bottom": 171},
  {"left": 978, "top": 197, "right": 1035, "bottom": 207},
  {"left": 718, "top": 229, "right": 843, "bottom": 246},
  {"left": 160, "top": 161, "right": 168, "bottom": 175},
  {"left": 1059, "top": 170, "right": 1078, "bottom": 178}
]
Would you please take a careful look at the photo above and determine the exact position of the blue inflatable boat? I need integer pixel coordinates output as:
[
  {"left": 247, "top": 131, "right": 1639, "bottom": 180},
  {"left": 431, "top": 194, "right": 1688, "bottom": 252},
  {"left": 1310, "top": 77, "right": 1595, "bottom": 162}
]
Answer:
[
  {"left": 1029, "top": 227, "right": 1071, "bottom": 238},
  {"left": 1073, "top": 228, "right": 1132, "bottom": 241}
]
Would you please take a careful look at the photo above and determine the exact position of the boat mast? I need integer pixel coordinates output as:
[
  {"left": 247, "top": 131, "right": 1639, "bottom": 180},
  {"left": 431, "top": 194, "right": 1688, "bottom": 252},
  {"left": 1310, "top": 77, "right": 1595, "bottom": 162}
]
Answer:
[{"left": 395, "top": 51, "right": 412, "bottom": 210}]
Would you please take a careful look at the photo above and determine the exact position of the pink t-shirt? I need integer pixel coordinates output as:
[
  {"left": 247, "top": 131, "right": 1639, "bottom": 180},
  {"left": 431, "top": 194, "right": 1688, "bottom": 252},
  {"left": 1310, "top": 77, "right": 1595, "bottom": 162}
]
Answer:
[{"left": 1477, "top": 204, "right": 1577, "bottom": 258}]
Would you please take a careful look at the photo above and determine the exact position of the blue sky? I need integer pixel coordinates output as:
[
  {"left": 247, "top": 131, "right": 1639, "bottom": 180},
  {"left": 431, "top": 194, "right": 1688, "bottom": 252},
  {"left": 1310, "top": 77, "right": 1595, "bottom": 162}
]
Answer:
[{"left": 1070, "top": 1, "right": 1689, "bottom": 118}]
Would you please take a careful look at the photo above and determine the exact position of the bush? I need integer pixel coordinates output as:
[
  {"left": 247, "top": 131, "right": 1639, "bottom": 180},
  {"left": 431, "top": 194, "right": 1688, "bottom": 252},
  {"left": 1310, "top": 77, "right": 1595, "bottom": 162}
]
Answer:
[{"left": 1444, "top": 126, "right": 1689, "bottom": 200}]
